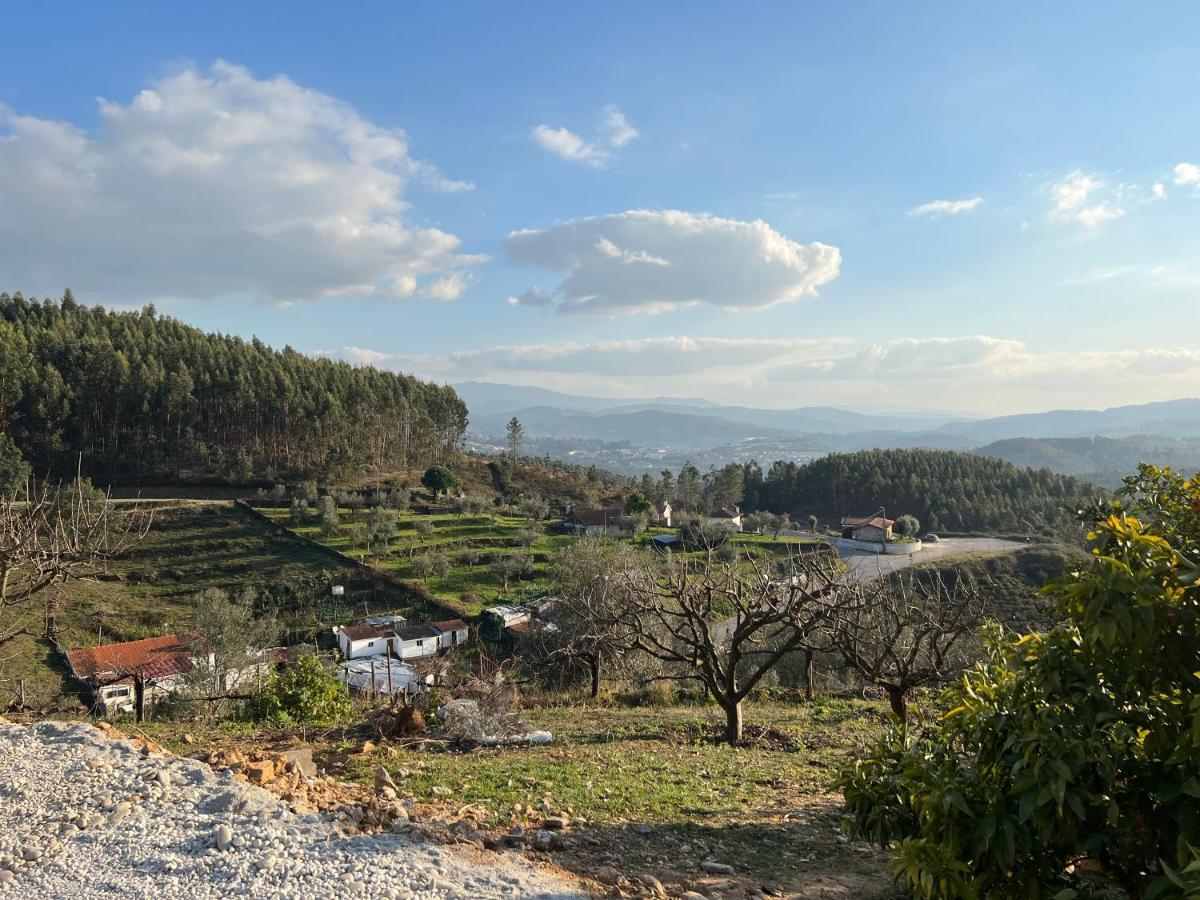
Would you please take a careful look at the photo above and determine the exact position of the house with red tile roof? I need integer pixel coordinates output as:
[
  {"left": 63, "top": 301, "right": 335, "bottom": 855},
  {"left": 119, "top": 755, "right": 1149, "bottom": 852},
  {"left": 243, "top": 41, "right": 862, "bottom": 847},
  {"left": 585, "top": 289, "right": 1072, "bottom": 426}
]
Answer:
[{"left": 66, "top": 633, "right": 202, "bottom": 717}]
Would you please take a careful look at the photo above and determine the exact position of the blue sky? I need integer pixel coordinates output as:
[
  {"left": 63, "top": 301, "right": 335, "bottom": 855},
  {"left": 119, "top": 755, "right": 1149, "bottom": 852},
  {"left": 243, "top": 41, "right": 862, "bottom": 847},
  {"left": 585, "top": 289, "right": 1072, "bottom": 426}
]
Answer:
[{"left": 2, "top": 3, "right": 1199, "bottom": 413}]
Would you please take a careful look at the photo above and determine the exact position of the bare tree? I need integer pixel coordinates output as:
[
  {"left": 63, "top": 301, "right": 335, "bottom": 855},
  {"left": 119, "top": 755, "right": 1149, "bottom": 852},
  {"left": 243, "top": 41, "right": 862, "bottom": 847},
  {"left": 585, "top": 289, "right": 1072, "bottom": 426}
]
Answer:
[
  {"left": 1, "top": 480, "right": 148, "bottom": 654},
  {"left": 826, "top": 570, "right": 990, "bottom": 720},
  {"left": 621, "top": 548, "right": 848, "bottom": 745},
  {"left": 532, "top": 537, "right": 640, "bottom": 698}
]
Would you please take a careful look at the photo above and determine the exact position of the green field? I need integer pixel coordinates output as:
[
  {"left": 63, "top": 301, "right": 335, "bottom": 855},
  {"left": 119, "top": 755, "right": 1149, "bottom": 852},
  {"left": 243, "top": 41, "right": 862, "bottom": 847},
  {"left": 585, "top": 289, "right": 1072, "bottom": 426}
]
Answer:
[
  {"left": 257, "top": 503, "right": 823, "bottom": 615},
  {"left": 3, "top": 502, "right": 431, "bottom": 709}
]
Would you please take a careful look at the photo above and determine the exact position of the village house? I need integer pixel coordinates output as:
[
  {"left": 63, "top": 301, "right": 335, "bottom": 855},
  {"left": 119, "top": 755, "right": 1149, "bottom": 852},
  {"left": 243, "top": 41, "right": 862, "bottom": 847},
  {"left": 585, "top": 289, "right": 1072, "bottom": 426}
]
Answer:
[
  {"left": 565, "top": 507, "right": 639, "bottom": 537},
  {"left": 335, "top": 620, "right": 466, "bottom": 662},
  {"left": 652, "top": 499, "right": 673, "bottom": 527},
  {"left": 705, "top": 506, "right": 744, "bottom": 532},
  {"left": 336, "top": 623, "right": 395, "bottom": 660},
  {"left": 431, "top": 618, "right": 469, "bottom": 650},
  {"left": 66, "top": 633, "right": 200, "bottom": 717},
  {"left": 391, "top": 624, "right": 442, "bottom": 660},
  {"left": 841, "top": 514, "right": 895, "bottom": 542}
]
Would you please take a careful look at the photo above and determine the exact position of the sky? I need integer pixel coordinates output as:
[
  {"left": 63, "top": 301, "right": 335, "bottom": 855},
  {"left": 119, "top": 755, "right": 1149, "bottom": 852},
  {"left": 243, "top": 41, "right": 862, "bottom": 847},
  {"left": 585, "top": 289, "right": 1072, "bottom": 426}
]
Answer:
[{"left": 2, "top": 2, "right": 1199, "bottom": 415}]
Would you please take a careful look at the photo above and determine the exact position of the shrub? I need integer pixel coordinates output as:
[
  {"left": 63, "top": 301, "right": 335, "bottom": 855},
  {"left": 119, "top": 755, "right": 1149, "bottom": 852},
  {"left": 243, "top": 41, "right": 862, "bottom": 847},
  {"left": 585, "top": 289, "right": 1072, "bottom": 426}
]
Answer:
[
  {"left": 838, "top": 465, "right": 1200, "bottom": 897},
  {"left": 251, "top": 654, "right": 352, "bottom": 725}
]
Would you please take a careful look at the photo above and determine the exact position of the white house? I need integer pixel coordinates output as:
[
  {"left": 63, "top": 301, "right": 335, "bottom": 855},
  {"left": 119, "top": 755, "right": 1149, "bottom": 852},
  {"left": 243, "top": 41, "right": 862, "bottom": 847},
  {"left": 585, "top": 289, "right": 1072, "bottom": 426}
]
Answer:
[
  {"left": 390, "top": 625, "right": 441, "bottom": 660},
  {"left": 431, "top": 618, "right": 470, "bottom": 650},
  {"left": 706, "top": 506, "right": 744, "bottom": 532},
  {"left": 653, "top": 500, "right": 673, "bottom": 527},
  {"left": 336, "top": 623, "right": 394, "bottom": 660}
]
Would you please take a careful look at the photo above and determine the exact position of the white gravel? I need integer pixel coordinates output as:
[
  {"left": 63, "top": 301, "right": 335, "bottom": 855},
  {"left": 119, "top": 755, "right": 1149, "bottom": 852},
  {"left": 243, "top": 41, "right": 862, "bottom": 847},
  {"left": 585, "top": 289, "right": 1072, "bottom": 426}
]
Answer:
[{"left": 0, "top": 721, "right": 588, "bottom": 899}]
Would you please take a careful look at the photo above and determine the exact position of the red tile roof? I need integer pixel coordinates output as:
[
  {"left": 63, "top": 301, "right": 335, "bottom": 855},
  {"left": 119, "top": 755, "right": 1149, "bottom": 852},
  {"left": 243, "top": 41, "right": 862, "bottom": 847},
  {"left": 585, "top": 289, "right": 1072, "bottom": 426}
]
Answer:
[
  {"left": 67, "top": 634, "right": 197, "bottom": 684},
  {"left": 841, "top": 516, "right": 895, "bottom": 529},
  {"left": 432, "top": 619, "right": 468, "bottom": 633}
]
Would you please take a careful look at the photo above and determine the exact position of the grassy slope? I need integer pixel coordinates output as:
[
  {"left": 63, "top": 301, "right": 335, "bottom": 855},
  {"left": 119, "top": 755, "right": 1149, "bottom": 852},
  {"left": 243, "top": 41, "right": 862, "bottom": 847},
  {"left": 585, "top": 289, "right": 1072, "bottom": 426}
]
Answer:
[
  {"left": 3, "top": 502, "right": 415, "bottom": 709},
  {"left": 261, "top": 505, "right": 822, "bottom": 615}
]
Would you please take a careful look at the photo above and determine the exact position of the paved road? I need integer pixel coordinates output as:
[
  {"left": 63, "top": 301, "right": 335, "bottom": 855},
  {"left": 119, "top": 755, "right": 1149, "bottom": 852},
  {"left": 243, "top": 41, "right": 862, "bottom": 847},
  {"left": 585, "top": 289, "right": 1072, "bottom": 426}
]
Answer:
[
  {"left": 711, "top": 535, "right": 1028, "bottom": 641},
  {"left": 834, "top": 536, "right": 1029, "bottom": 582}
]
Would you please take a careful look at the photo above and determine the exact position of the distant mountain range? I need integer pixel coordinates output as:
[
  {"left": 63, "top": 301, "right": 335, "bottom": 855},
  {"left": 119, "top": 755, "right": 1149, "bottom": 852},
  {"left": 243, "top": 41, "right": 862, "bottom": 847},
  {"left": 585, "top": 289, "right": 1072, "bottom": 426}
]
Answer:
[{"left": 455, "top": 382, "right": 1200, "bottom": 482}]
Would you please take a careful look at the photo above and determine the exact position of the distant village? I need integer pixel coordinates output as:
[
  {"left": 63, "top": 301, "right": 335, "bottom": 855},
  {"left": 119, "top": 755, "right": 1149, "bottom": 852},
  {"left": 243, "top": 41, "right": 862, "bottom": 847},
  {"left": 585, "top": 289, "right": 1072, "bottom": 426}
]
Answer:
[{"left": 58, "top": 497, "right": 920, "bottom": 718}]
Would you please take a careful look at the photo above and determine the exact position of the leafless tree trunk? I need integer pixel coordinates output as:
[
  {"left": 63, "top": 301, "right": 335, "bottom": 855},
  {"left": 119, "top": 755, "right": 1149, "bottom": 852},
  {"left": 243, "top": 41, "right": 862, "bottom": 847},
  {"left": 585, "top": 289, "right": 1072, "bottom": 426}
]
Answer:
[
  {"left": 826, "top": 570, "right": 990, "bottom": 722},
  {"left": 619, "top": 546, "right": 852, "bottom": 746}
]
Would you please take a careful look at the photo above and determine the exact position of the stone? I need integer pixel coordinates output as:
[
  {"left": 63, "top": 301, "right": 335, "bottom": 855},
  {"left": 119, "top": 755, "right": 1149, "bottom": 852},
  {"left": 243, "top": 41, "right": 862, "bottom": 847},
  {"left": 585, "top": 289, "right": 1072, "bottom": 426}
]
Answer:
[
  {"left": 430, "top": 785, "right": 450, "bottom": 796},
  {"left": 541, "top": 816, "right": 569, "bottom": 830},
  {"left": 699, "top": 861, "right": 735, "bottom": 875},
  {"left": 373, "top": 766, "right": 397, "bottom": 793},
  {"left": 0, "top": 870, "right": 12, "bottom": 885},
  {"left": 360, "top": 741, "right": 376, "bottom": 755},
  {"left": 157, "top": 770, "right": 172, "bottom": 788},
  {"left": 280, "top": 748, "right": 315, "bottom": 777},
  {"left": 214, "top": 823, "right": 233, "bottom": 852},
  {"left": 20, "top": 847, "right": 40, "bottom": 862},
  {"left": 680, "top": 894, "right": 710, "bottom": 900},
  {"left": 244, "top": 760, "right": 276, "bottom": 785},
  {"left": 595, "top": 867, "right": 621, "bottom": 886},
  {"left": 530, "top": 829, "right": 557, "bottom": 851},
  {"left": 182, "top": 733, "right": 196, "bottom": 745}
]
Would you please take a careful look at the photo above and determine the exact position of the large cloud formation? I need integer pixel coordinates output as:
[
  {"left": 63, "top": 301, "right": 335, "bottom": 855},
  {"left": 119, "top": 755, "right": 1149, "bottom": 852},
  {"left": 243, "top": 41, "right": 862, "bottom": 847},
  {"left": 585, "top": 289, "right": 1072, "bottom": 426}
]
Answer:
[
  {"left": 0, "top": 61, "right": 479, "bottom": 304},
  {"left": 504, "top": 210, "right": 841, "bottom": 315}
]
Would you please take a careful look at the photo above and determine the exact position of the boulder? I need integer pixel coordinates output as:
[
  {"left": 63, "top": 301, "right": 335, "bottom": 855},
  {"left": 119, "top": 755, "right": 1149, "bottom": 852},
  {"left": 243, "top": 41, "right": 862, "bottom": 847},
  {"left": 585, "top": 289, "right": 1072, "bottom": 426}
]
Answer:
[
  {"left": 214, "top": 823, "right": 233, "bottom": 852},
  {"left": 243, "top": 760, "right": 276, "bottom": 785},
  {"left": 279, "top": 747, "right": 315, "bottom": 777},
  {"left": 699, "top": 861, "right": 734, "bottom": 875}
]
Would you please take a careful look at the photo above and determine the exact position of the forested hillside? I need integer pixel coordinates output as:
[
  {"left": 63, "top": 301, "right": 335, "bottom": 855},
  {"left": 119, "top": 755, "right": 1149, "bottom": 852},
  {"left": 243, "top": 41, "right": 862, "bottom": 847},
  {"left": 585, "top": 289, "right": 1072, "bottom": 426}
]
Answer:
[
  {"left": 742, "top": 448, "right": 1098, "bottom": 534},
  {"left": 0, "top": 293, "right": 466, "bottom": 486},
  {"left": 973, "top": 435, "right": 1200, "bottom": 488}
]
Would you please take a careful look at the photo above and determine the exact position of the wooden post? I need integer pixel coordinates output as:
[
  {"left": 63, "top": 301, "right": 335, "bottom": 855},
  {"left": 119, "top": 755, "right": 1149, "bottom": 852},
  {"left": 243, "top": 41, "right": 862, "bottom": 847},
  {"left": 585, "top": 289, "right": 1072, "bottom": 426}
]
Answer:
[
  {"left": 385, "top": 652, "right": 394, "bottom": 709},
  {"left": 369, "top": 658, "right": 377, "bottom": 704}
]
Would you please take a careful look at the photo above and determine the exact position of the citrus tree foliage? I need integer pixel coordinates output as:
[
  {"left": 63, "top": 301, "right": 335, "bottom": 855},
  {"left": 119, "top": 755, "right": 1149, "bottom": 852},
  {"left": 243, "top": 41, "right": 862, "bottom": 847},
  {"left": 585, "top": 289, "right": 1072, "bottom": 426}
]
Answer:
[
  {"left": 837, "top": 465, "right": 1200, "bottom": 898},
  {"left": 252, "top": 654, "right": 352, "bottom": 725}
]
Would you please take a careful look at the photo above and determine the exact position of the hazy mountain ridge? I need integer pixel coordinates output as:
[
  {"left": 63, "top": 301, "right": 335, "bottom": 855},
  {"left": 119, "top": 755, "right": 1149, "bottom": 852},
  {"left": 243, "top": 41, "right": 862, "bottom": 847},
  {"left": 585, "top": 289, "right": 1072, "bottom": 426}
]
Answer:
[{"left": 459, "top": 382, "right": 1200, "bottom": 480}]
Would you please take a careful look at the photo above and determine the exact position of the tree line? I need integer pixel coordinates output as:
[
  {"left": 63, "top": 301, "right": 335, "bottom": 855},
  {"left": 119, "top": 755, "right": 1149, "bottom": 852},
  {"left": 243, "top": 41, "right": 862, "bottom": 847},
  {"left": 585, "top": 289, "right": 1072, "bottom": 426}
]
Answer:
[
  {"left": 636, "top": 448, "right": 1097, "bottom": 534},
  {"left": 0, "top": 292, "right": 467, "bottom": 488}
]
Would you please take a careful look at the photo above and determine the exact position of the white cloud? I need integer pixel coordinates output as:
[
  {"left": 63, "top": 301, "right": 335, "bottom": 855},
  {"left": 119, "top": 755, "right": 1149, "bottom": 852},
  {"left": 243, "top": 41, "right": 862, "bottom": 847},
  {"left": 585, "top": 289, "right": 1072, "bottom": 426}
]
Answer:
[
  {"left": 909, "top": 196, "right": 983, "bottom": 217},
  {"left": 0, "top": 61, "right": 481, "bottom": 304},
  {"left": 1152, "top": 182, "right": 1166, "bottom": 200},
  {"left": 530, "top": 124, "right": 611, "bottom": 168},
  {"left": 530, "top": 104, "right": 638, "bottom": 168},
  {"left": 1173, "top": 162, "right": 1200, "bottom": 186},
  {"left": 600, "top": 104, "right": 639, "bottom": 148},
  {"left": 1048, "top": 169, "right": 1125, "bottom": 228},
  {"left": 504, "top": 210, "right": 841, "bottom": 315}
]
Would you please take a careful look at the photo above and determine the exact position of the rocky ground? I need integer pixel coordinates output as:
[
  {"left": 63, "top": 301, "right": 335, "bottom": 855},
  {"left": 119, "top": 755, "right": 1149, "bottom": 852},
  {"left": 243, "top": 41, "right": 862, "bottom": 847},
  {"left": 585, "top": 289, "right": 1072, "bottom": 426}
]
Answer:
[{"left": 0, "top": 719, "right": 589, "bottom": 899}]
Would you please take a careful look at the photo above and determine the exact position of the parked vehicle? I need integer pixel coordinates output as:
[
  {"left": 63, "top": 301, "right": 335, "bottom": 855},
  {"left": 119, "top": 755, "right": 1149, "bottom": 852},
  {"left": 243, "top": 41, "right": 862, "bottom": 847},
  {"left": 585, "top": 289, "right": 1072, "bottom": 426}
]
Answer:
[{"left": 922, "top": 533, "right": 940, "bottom": 542}]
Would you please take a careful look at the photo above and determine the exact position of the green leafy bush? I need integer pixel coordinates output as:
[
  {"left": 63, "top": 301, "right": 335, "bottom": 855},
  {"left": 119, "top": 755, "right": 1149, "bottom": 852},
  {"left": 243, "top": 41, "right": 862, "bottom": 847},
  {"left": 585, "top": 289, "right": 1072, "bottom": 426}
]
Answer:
[
  {"left": 838, "top": 465, "right": 1200, "bottom": 897},
  {"left": 251, "top": 654, "right": 352, "bottom": 725}
]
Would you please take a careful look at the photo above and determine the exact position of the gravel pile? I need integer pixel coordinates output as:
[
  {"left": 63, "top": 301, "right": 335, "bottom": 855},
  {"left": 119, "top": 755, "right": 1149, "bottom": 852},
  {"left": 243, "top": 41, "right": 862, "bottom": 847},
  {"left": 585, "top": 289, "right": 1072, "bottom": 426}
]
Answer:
[{"left": 0, "top": 721, "right": 587, "bottom": 899}]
